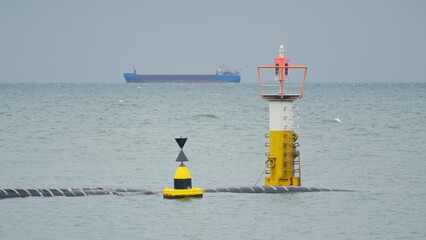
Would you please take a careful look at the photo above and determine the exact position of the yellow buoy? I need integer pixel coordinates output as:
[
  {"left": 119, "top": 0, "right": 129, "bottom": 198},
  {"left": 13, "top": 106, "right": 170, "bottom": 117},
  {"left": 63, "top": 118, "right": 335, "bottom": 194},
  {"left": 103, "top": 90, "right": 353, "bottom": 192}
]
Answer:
[{"left": 163, "top": 137, "right": 203, "bottom": 199}]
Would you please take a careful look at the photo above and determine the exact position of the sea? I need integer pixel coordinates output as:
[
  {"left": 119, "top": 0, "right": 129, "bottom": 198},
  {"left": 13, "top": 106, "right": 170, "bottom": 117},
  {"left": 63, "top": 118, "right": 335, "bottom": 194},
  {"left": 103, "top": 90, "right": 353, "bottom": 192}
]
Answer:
[{"left": 0, "top": 82, "right": 425, "bottom": 239}]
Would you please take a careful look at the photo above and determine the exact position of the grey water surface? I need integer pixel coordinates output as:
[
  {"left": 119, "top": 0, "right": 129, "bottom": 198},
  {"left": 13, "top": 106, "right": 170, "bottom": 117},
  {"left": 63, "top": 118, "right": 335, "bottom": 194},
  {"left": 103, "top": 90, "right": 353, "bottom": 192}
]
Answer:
[{"left": 0, "top": 82, "right": 425, "bottom": 239}]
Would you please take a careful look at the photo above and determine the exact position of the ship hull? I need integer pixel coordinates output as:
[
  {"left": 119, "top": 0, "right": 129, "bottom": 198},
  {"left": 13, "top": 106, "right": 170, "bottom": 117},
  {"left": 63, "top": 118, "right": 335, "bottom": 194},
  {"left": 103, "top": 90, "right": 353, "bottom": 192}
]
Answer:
[{"left": 124, "top": 73, "right": 240, "bottom": 83}]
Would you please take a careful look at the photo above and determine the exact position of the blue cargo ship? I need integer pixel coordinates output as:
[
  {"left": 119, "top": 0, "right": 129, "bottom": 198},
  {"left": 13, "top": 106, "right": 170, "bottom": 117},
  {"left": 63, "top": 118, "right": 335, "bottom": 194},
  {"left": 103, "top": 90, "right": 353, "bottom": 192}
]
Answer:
[{"left": 124, "top": 65, "right": 240, "bottom": 83}]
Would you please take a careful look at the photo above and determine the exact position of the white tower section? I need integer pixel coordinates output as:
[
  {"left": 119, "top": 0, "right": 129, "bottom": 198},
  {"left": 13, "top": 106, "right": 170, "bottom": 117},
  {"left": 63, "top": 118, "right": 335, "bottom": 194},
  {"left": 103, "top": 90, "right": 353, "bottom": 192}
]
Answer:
[{"left": 269, "top": 100, "right": 297, "bottom": 131}]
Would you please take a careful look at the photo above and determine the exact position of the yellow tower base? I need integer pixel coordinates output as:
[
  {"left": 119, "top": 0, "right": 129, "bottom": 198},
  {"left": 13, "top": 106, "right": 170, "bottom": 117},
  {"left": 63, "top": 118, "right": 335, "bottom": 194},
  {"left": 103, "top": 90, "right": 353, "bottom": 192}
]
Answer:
[{"left": 265, "top": 130, "right": 300, "bottom": 186}]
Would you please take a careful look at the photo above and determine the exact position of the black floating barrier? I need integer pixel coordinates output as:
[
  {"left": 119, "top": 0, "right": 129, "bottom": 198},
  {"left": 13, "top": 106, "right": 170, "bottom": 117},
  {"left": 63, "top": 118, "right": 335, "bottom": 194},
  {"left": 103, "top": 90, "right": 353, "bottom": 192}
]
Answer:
[
  {"left": 0, "top": 186, "right": 353, "bottom": 200},
  {"left": 0, "top": 188, "right": 162, "bottom": 200},
  {"left": 202, "top": 186, "right": 353, "bottom": 193}
]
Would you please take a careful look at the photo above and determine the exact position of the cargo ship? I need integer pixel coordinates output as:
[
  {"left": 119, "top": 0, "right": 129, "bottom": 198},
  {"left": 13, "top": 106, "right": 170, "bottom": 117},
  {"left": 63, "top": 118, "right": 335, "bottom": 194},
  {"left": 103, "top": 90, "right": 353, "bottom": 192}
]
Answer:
[{"left": 123, "top": 65, "right": 240, "bottom": 83}]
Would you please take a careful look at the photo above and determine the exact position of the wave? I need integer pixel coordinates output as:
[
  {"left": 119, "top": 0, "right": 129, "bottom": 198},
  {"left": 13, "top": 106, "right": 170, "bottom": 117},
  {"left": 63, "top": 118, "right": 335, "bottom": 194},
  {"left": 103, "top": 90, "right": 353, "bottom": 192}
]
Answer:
[
  {"left": 322, "top": 118, "right": 343, "bottom": 123},
  {"left": 191, "top": 114, "right": 220, "bottom": 119}
]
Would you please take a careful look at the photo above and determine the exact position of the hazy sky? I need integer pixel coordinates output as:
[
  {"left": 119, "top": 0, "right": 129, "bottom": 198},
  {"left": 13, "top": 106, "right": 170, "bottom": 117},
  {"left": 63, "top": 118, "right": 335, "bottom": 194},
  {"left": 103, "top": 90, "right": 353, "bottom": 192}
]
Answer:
[{"left": 1, "top": 0, "right": 425, "bottom": 83}]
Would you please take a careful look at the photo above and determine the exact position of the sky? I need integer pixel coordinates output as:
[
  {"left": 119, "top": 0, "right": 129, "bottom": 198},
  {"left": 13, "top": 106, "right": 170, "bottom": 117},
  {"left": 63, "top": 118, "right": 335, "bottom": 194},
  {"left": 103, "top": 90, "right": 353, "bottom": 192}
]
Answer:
[{"left": 1, "top": 0, "right": 425, "bottom": 83}]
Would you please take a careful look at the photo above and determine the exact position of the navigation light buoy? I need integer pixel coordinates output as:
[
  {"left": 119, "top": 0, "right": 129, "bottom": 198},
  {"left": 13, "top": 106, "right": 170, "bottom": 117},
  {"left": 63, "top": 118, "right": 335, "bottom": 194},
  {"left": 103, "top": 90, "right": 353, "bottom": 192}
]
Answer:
[{"left": 257, "top": 45, "right": 308, "bottom": 186}]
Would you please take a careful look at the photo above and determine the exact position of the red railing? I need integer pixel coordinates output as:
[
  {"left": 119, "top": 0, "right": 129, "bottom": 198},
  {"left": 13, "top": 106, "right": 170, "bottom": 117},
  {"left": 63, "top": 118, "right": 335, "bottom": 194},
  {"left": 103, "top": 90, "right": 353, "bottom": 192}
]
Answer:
[{"left": 257, "top": 66, "right": 307, "bottom": 99}]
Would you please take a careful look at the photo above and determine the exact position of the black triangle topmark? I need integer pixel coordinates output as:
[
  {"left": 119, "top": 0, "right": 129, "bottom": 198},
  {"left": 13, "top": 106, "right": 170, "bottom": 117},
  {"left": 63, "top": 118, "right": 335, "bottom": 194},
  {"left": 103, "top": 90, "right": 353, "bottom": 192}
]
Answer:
[
  {"left": 175, "top": 137, "right": 187, "bottom": 149},
  {"left": 175, "top": 150, "right": 189, "bottom": 162}
]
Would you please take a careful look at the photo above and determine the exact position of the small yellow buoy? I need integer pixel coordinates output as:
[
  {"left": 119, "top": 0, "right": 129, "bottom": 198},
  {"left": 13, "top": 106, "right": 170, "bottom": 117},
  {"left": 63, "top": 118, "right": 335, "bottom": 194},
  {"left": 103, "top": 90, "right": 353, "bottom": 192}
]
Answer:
[{"left": 163, "top": 137, "right": 203, "bottom": 199}]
